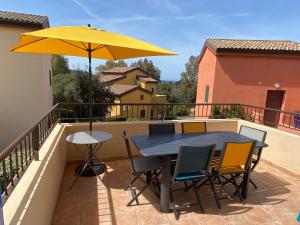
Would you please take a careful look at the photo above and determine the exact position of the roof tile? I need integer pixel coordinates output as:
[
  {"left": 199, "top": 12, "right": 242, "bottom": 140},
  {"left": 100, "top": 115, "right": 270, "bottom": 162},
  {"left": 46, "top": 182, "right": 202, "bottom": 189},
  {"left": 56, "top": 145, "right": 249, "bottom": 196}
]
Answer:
[
  {"left": 138, "top": 77, "right": 158, "bottom": 83},
  {"left": 102, "top": 67, "right": 138, "bottom": 74},
  {"left": 98, "top": 74, "right": 125, "bottom": 83},
  {"left": 206, "top": 38, "right": 300, "bottom": 54},
  {"left": 0, "top": 11, "right": 49, "bottom": 28},
  {"left": 108, "top": 84, "right": 138, "bottom": 96}
]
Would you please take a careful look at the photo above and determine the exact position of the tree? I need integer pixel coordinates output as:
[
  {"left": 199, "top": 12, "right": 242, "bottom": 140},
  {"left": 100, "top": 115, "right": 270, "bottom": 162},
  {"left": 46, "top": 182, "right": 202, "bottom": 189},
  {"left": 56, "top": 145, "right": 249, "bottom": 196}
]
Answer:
[
  {"left": 130, "top": 58, "right": 161, "bottom": 80},
  {"left": 177, "top": 55, "right": 199, "bottom": 103},
  {"left": 157, "top": 81, "right": 179, "bottom": 103},
  {"left": 53, "top": 73, "right": 78, "bottom": 103},
  {"left": 52, "top": 55, "right": 70, "bottom": 75},
  {"left": 53, "top": 67, "right": 114, "bottom": 120},
  {"left": 95, "top": 60, "right": 127, "bottom": 74}
]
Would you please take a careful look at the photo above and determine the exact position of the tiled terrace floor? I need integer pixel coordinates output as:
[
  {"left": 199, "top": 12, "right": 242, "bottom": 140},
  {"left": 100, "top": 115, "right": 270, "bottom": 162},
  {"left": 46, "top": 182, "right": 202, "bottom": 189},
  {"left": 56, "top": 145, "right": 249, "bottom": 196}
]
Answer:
[{"left": 53, "top": 160, "right": 300, "bottom": 225}]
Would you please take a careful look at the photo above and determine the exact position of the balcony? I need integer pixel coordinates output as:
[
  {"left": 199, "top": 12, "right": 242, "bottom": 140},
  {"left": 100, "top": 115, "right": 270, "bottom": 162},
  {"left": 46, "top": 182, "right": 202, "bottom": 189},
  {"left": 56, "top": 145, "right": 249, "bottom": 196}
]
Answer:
[{"left": 1, "top": 103, "right": 300, "bottom": 225}]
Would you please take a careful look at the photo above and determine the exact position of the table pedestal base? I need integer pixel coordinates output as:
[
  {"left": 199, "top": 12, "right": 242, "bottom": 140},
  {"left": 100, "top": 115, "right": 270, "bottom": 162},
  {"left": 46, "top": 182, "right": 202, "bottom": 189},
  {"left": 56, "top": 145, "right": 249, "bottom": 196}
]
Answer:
[{"left": 75, "top": 160, "right": 107, "bottom": 176}]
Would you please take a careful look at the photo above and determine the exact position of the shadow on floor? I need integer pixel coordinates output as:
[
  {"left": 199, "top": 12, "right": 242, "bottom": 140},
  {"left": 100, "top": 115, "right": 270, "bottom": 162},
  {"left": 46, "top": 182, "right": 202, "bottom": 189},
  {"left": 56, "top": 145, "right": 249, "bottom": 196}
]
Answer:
[{"left": 53, "top": 159, "right": 296, "bottom": 225}]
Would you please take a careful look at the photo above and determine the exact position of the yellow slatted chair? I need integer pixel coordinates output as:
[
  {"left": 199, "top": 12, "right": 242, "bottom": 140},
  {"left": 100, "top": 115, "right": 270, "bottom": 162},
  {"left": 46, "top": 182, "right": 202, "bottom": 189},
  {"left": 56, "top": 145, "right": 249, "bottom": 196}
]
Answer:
[
  {"left": 213, "top": 141, "right": 256, "bottom": 204},
  {"left": 181, "top": 122, "right": 207, "bottom": 134}
]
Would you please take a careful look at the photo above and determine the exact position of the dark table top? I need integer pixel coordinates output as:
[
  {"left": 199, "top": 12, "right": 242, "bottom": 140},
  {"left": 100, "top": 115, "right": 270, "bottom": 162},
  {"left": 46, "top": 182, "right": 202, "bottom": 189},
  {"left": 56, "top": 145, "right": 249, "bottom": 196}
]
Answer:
[
  {"left": 131, "top": 131, "right": 268, "bottom": 157},
  {"left": 66, "top": 131, "right": 112, "bottom": 145}
]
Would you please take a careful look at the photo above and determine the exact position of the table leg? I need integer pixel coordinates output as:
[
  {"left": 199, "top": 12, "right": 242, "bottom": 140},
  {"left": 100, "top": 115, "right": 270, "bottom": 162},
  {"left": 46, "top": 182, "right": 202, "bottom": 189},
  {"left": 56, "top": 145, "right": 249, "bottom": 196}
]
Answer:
[
  {"left": 69, "top": 162, "right": 88, "bottom": 191},
  {"left": 241, "top": 167, "right": 250, "bottom": 199},
  {"left": 161, "top": 156, "right": 171, "bottom": 213}
]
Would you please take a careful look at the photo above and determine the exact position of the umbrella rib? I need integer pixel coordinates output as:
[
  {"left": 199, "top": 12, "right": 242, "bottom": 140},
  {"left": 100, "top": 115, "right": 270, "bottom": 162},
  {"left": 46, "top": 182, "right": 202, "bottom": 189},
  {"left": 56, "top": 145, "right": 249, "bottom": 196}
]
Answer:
[
  {"left": 11, "top": 37, "right": 48, "bottom": 51},
  {"left": 81, "top": 42, "right": 88, "bottom": 49},
  {"left": 58, "top": 39, "right": 88, "bottom": 51},
  {"left": 108, "top": 49, "right": 117, "bottom": 60},
  {"left": 91, "top": 44, "right": 107, "bottom": 52}
]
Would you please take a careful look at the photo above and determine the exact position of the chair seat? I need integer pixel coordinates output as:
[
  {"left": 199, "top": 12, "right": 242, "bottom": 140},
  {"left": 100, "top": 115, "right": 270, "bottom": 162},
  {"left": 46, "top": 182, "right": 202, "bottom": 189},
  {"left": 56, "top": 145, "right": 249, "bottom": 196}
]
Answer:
[
  {"left": 133, "top": 157, "right": 161, "bottom": 173},
  {"left": 175, "top": 171, "right": 206, "bottom": 182},
  {"left": 219, "top": 165, "right": 244, "bottom": 175}
]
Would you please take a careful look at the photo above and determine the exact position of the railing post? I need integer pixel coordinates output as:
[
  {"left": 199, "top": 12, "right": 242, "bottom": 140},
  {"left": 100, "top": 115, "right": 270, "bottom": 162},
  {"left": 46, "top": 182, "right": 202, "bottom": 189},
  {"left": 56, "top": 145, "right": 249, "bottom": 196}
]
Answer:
[
  {"left": 58, "top": 103, "right": 61, "bottom": 124},
  {"left": 32, "top": 125, "right": 40, "bottom": 161}
]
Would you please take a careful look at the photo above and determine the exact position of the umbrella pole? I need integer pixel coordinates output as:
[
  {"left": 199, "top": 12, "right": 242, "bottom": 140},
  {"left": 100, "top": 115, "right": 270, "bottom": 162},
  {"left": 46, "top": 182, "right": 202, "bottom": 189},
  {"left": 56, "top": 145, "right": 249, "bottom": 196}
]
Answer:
[{"left": 88, "top": 44, "right": 92, "bottom": 132}]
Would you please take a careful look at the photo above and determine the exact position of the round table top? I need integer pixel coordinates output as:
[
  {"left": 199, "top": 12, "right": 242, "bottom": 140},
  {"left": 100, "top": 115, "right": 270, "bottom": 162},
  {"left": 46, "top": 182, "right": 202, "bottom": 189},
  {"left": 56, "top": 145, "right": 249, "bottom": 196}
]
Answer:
[{"left": 65, "top": 131, "right": 112, "bottom": 145}]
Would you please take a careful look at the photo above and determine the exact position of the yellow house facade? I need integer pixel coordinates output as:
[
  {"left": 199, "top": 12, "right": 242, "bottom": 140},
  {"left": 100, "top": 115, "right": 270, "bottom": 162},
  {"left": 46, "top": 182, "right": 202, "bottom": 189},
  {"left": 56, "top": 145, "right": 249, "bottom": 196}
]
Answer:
[{"left": 98, "top": 67, "right": 167, "bottom": 119}]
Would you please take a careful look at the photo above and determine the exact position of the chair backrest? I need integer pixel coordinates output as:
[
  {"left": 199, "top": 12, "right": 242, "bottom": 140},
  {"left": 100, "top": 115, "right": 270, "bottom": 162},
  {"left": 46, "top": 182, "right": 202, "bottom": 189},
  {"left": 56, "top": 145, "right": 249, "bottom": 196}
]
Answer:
[
  {"left": 182, "top": 122, "right": 207, "bottom": 134},
  {"left": 239, "top": 125, "right": 267, "bottom": 143},
  {"left": 239, "top": 125, "right": 267, "bottom": 156},
  {"left": 122, "top": 130, "right": 136, "bottom": 173},
  {"left": 219, "top": 141, "right": 256, "bottom": 171},
  {"left": 172, "top": 145, "right": 215, "bottom": 182},
  {"left": 149, "top": 123, "right": 175, "bottom": 135}
]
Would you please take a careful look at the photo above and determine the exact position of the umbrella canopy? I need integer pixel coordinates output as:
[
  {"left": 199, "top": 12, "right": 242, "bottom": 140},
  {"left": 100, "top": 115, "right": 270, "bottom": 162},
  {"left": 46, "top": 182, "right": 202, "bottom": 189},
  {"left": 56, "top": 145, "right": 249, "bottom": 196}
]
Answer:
[
  {"left": 10, "top": 25, "right": 176, "bottom": 59},
  {"left": 11, "top": 25, "right": 176, "bottom": 131}
]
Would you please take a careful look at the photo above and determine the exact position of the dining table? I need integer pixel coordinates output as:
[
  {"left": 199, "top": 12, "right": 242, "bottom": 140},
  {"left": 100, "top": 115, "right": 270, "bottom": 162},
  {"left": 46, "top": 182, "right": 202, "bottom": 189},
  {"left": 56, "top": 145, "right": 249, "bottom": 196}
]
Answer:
[{"left": 131, "top": 131, "right": 268, "bottom": 213}]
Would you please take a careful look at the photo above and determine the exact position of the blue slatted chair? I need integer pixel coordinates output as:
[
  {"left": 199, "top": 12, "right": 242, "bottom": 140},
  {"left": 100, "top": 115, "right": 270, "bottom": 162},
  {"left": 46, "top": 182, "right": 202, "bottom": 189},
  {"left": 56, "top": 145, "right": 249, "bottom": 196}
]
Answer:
[
  {"left": 171, "top": 145, "right": 219, "bottom": 220},
  {"left": 148, "top": 123, "right": 175, "bottom": 135},
  {"left": 122, "top": 130, "right": 161, "bottom": 206}
]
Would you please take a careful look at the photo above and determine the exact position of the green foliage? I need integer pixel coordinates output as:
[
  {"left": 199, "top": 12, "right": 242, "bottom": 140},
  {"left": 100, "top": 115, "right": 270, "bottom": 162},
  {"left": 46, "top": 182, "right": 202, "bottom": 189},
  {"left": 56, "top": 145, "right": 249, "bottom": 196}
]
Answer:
[
  {"left": 210, "top": 105, "right": 254, "bottom": 121},
  {"left": 177, "top": 55, "right": 199, "bottom": 103},
  {"left": 130, "top": 58, "right": 161, "bottom": 80},
  {"left": 95, "top": 60, "right": 128, "bottom": 74},
  {"left": 52, "top": 55, "right": 70, "bottom": 75},
  {"left": 53, "top": 74, "right": 78, "bottom": 103},
  {"left": 157, "top": 81, "right": 180, "bottom": 103},
  {"left": 156, "top": 55, "right": 199, "bottom": 103}
]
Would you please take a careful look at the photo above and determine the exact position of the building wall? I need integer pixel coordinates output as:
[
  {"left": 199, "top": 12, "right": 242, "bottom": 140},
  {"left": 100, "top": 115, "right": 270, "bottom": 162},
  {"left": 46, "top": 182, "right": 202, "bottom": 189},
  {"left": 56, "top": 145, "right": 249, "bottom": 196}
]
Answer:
[
  {"left": 140, "top": 81, "right": 156, "bottom": 94},
  {"left": 196, "top": 48, "right": 217, "bottom": 105},
  {"left": 0, "top": 25, "right": 53, "bottom": 149},
  {"left": 212, "top": 54, "right": 300, "bottom": 112},
  {"left": 110, "top": 89, "right": 153, "bottom": 118}
]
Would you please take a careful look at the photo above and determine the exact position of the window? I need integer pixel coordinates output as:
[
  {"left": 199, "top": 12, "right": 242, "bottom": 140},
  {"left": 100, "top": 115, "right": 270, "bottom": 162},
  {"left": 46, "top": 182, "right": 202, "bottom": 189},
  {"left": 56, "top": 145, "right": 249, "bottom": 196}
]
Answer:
[
  {"left": 49, "top": 70, "right": 52, "bottom": 86},
  {"left": 151, "top": 88, "right": 154, "bottom": 93},
  {"left": 204, "top": 85, "right": 209, "bottom": 103},
  {"left": 140, "top": 109, "right": 145, "bottom": 118},
  {"left": 140, "top": 95, "right": 144, "bottom": 100}
]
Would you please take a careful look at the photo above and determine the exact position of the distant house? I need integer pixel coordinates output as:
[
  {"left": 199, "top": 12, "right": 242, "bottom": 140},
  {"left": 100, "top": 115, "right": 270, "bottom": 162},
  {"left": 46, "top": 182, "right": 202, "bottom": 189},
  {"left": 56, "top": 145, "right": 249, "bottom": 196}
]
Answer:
[
  {"left": 0, "top": 11, "right": 53, "bottom": 149},
  {"left": 196, "top": 38, "right": 300, "bottom": 124},
  {"left": 99, "top": 67, "right": 167, "bottom": 118}
]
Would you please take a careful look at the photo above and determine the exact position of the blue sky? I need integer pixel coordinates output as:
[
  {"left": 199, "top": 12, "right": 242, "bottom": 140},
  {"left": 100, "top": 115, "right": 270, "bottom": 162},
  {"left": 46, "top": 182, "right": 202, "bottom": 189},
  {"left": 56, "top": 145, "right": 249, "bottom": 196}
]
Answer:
[{"left": 3, "top": 0, "right": 300, "bottom": 80}]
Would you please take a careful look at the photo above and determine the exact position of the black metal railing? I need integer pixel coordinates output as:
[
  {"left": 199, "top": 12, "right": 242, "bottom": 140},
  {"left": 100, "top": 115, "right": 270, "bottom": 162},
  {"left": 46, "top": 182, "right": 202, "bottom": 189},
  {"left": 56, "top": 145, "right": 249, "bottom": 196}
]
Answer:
[
  {"left": 59, "top": 102, "right": 300, "bottom": 131},
  {"left": 0, "top": 103, "right": 60, "bottom": 203}
]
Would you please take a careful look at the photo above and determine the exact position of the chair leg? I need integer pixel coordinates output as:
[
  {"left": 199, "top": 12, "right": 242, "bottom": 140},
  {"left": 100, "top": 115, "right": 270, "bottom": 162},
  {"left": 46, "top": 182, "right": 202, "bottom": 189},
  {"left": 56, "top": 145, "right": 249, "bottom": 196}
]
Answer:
[
  {"left": 154, "top": 171, "right": 161, "bottom": 193},
  {"left": 124, "top": 176, "right": 139, "bottom": 191},
  {"left": 170, "top": 188, "right": 174, "bottom": 202},
  {"left": 129, "top": 183, "right": 139, "bottom": 205},
  {"left": 208, "top": 177, "right": 221, "bottom": 209},
  {"left": 193, "top": 181, "right": 204, "bottom": 213},
  {"left": 127, "top": 183, "right": 147, "bottom": 206},
  {"left": 230, "top": 174, "right": 243, "bottom": 202},
  {"left": 249, "top": 178, "right": 258, "bottom": 189}
]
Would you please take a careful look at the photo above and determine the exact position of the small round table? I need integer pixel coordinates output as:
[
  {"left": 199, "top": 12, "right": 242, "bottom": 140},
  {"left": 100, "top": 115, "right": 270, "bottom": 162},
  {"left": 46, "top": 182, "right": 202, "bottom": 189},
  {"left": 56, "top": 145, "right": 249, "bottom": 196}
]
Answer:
[{"left": 66, "top": 131, "right": 112, "bottom": 190}]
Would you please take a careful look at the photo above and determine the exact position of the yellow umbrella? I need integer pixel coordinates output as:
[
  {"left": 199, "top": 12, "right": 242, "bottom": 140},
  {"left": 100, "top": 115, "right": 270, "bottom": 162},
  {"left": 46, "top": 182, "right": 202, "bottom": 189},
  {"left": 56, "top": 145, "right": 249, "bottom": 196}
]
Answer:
[{"left": 11, "top": 25, "right": 176, "bottom": 131}]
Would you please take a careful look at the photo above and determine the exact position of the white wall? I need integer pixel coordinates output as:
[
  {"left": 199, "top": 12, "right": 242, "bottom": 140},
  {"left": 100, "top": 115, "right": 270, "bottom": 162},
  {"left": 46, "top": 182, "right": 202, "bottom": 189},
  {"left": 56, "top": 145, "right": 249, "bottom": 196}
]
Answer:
[
  {"left": 238, "top": 120, "right": 300, "bottom": 175},
  {"left": 0, "top": 25, "right": 53, "bottom": 149}
]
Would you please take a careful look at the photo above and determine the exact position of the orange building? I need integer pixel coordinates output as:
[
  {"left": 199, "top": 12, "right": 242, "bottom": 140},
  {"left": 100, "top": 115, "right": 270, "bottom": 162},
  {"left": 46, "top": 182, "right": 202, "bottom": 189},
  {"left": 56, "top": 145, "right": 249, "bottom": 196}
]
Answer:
[{"left": 196, "top": 39, "right": 300, "bottom": 118}]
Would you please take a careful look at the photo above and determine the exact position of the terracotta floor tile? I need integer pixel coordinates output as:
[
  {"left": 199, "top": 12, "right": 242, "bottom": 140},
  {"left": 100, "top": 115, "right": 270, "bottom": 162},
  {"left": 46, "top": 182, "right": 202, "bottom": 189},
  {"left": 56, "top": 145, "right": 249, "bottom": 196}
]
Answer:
[{"left": 53, "top": 160, "right": 300, "bottom": 225}]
